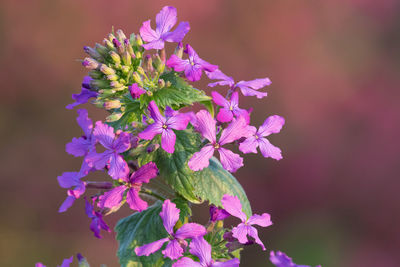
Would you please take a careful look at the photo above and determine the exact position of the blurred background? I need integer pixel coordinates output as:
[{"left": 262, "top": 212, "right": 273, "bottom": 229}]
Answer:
[{"left": 1, "top": 0, "right": 399, "bottom": 266}]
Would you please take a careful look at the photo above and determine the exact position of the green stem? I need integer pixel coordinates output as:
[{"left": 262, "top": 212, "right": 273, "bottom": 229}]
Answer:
[{"left": 140, "top": 188, "right": 166, "bottom": 201}]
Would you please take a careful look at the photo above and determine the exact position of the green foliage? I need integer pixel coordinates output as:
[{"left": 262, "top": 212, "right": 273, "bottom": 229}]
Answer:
[{"left": 115, "top": 201, "right": 172, "bottom": 267}]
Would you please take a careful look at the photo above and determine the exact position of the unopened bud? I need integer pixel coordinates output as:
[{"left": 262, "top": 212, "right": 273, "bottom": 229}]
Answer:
[
  {"left": 146, "top": 143, "right": 160, "bottom": 153},
  {"left": 103, "top": 38, "right": 114, "bottom": 50},
  {"left": 125, "top": 39, "right": 134, "bottom": 55},
  {"left": 144, "top": 55, "right": 153, "bottom": 72},
  {"left": 83, "top": 46, "right": 102, "bottom": 60},
  {"left": 129, "top": 83, "right": 146, "bottom": 99},
  {"left": 88, "top": 70, "right": 103, "bottom": 79},
  {"left": 110, "top": 80, "right": 123, "bottom": 88},
  {"left": 135, "top": 51, "right": 142, "bottom": 59},
  {"left": 82, "top": 58, "right": 100, "bottom": 70},
  {"left": 95, "top": 43, "right": 109, "bottom": 58},
  {"left": 109, "top": 51, "right": 121, "bottom": 64},
  {"left": 158, "top": 79, "right": 165, "bottom": 88},
  {"left": 90, "top": 79, "right": 110, "bottom": 89},
  {"left": 100, "top": 64, "right": 116, "bottom": 75},
  {"left": 166, "top": 81, "right": 172, "bottom": 87},
  {"left": 113, "top": 38, "right": 124, "bottom": 54},
  {"left": 132, "top": 72, "right": 142, "bottom": 83},
  {"left": 106, "top": 74, "right": 118, "bottom": 81},
  {"left": 122, "top": 51, "right": 132, "bottom": 65},
  {"left": 116, "top": 29, "right": 127, "bottom": 42},
  {"left": 135, "top": 35, "right": 143, "bottom": 46},
  {"left": 146, "top": 90, "right": 153, "bottom": 96},
  {"left": 77, "top": 253, "right": 90, "bottom": 267},
  {"left": 174, "top": 42, "right": 184, "bottom": 58},
  {"left": 108, "top": 33, "right": 116, "bottom": 42},
  {"left": 121, "top": 66, "right": 130, "bottom": 75},
  {"left": 104, "top": 100, "right": 121, "bottom": 110},
  {"left": 106, "top": 112, "right": 123, "bottom": 122},
  {"left": 137, "top": 66, "right": 145, "bottom": 76},
  {"left": 153, "top": 54, "right": 165, "bottom": 73}
]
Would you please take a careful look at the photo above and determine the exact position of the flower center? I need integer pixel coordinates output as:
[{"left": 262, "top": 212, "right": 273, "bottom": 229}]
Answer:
[
  {"left": 162, "top": 124, "right": 168, "bottom": 129},
  {"left": 214, "top": 143, "right": 220, "bottom": 149}
]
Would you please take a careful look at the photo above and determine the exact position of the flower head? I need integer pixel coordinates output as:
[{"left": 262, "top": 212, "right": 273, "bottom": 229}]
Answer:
[
  {"left": 212, "top": 91, "right": 250, "bottom": 123},
  {"left": 135, "top": 199, "right": 206, "bottom": 260},
  {"left": 129, "top": 83, "right": 146, "bottom": 99},
  {"left": 221, "top": 195, "right": 272, "bottom": 250},
  {"left": 188, "top": 110, "right": 249, "bottom": 172},
  {"left": 270, "top": 251, "right": 321, "bottom": 267},
  {"left": 57, "top": 168, "right": 87, "bottom": 213},
  {"left": 140, "top": 6, "right": 190, "bottom": 50},
  {"left": 138, "top": 101, "right": 190, "bottom": 153},
  {"left": 85, "top": 198, "right": 110, "bottom": 239},
  {"left": 98, "top": 162, "right": 159, "bottom": 211},
  {"left": 66, "top": 76, "right": 98, "bottom": 109},
  {"left": 167, "top": 44, "right": 218, "bottom": 81},
  {"left": 239, "top": 115, "right": 285, "bottom": 160}
]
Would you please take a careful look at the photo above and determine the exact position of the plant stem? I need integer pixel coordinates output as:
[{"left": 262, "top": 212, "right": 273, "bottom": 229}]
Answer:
[{"left": 140, "top": 188, "right": 166, "bottom": 201}]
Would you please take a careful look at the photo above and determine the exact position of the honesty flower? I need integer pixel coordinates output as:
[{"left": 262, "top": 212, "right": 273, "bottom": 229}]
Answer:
[
  {"left": 98, "top": 162, "right": 159, "bottom": 211},
  {"left": 270, "top": 251, "right": 321, "bottom": 267},
  {"left": 135, "top": 199, "right": 206, "bottom": 260},
  {"left": 138, "top": 101, "right": 190, "bottom": 153},
  {"left": 85, "top": 198, "right": 110, "bottom": 239},
  {"left": 66, "top": 76, "right": 98, "bottom": 109},
  {"left": 36, "top": 256, "right": 73, "bottom": 267},
  {"left": 221, "top": 195, "right": 272, "bottom": 250},
  {"left": 212, "top": 91, "right": 250, "bottom": 123},
  {"left": 188, "top": 110, "right": 249, "bottom": 172},
  {"left": 173, "top": 237, "right": 240, "bottom": 267},
  {"left": 85, "top": 122, "right": 131, "bottom": 179},
  {"left": 140, "top": 6, "right": 190, "bottom": 50},
  {"left": 239, "top": 115, "right": 285, "bottom": 160},
  {"left": 57, "top": 168, "right": 86, "bottom": 213},
  {"left": 129, "top": 83, "right": 146, "bottom": 99},
  {"left": 206, "top": 69, "right": 271, "bottom": 99},
  {"left": 167, "top": 44, "right": 218, "bottom": 81}
]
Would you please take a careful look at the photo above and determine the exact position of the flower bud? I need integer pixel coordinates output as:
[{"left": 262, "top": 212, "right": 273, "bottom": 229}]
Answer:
[
  {"left": 83, "top": 46, "right": 102, "bottom": 60},
  {"left": 153, "top": 54, "right": 165, "bottom": 73},
  {"left": 82, "top": 57, "right": 100, "bottom": 70},
  {"left": 124, "top": 39, "right": 134, "bottom": 56},
  {"left": 106, "top": 74, "right": 118, "bottom": 81},
  {"left": 122, "top": 51, "right": 132, "bottom": 65},
  {"left": 106, "top": 112, "right": 123, "bottom": 122},
  {"left": 116, "top": 29, "right": 127, "bottom": 42},
  {"left": 166, "top": 81, "right": 172, "bottom": 87},
  {"left": 113, "top": 38, "right": 124, "bottom": 54},
  {"left": 104, "top": 100, "right": 121, "bottom": 110},
  {"left": 132, "top": 72, "right": 142, "bottom": 84},
  {"left": 144, "top": 55, "right": 153, "bottom": 72},
  {"left": 110, "top": 80, "right": 123, "bottom": 88},
  {"left": 129, "top": 83, "right": 146, "bottom": 99},
  {"left": 121, "top": 66, "right": 130, "bottom": 75},
  {"left": 146, "top": 90, "right": 153, "bottom": 96},
  {"left": 135, "top": 51, "right": 142, "bottom": 59},
  {"left": 174, "top": 42, "right": 184, "bottom": 58},
  {"left": 136, "top": 66, "right": 145, "bottom": 76},
  {"left": 108, "top": 33, "right": 116, "bottom": 42},
  {"left": 103, "top": 38, "right": 114, "bottom": 50},
  {"left": 94, "top": 43, "right": 109, "bottom": 58},
  {"left": 109, "top": 51, "right": 121, "bottom": 64},
  {"left": 135, "top": 35, "right": 143, "bottom": 46},
  {"left": 90, "top": 79, "right": 110, "bottom": 89},
  {"left": 100, "top": 64, "right": 116, "bottom": 75},
  {"left": 88, "top": 70, "right": 103, "bottom": 79},
  {"left": 158, "top": 79, "right": 165, "bottom": 88},
  {"left": 146, "top": 143, "right": 160, "bottom": 153}
]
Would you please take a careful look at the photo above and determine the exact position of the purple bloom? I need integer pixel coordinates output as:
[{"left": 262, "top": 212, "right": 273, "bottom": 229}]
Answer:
[
  {"left": 129, "top": 83, "right": 146, "bottom": 99},
  {"left": 57, "top": 169, "right": 87, "bottom": 213},
  {"left": 188, "top": 110, "right": 249, "bottom": 172},
  {"left": 138, "top": 101, "right": 190, "bottom": 153},
  {"left": 206, "top": 69, "right": 271, "bottom": 99},
  {"left": 270, "top": 251, "right": 321, "bottom": 267},
  {"left": 98, "top": 162, "right": 159, "bottom": 212},
  {"left": 66, "top": 76, "right": 98, "bottom": 109},
  {"left": 209, "top": 205, "right": 230, "bottom": 222},
  {"left": 135, "top": 199, "right": 206, "bottom": 260},
  {"left": 167, "top": 44, "right": 218, "bottom": 81},
  {"left": 239, "top": 115, "right": 285, "bottom": 160},
  {"left": 212, "top": 91, "right": 250, "bottom": 123},
  {"left": 140, "top": 6, "right": 190, "bottom": 50},
  {"left": 85, "top": 122, "right": 131, "bottom": 179},
  {"left": 221, "top": 195, "right": 272, "bottom": 250},
  {"left": 36, "top": 256, "right": 73, "bottom": 267},
  {"left": 173, "top": 237, "right": 240, "bottom": 267},
  {"left": 85, "top": 198, "right": 110, "bottom": 239}
]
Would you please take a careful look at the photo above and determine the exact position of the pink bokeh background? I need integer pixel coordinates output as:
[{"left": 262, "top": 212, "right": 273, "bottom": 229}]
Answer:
[{"left": 0, "top": 0, "right": 399, "bottom": 266}]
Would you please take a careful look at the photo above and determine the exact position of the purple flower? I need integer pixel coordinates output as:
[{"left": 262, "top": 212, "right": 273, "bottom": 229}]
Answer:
[
  {"left": 129, "top": 83, "right": 146, "bottom": 99},
  {"left": 188, "top": 110, "right": 249, "bottom": 172},
  {"left": 66, "top": 109, "right": 96, "bottom": 159},
  {"left": 138, "top": 101, "right": 190, "bottom": 153},
  {"left": 270, "top": 251, "right": 321, "bottom": 267},
  {"left": 135, "top": 199, "right": 206, "bottom": 260},
  {"left": 140, "top": 6, "right": 190, "bottom": 50},
  {"left": 173, "top": 237, "right": 240, "bottom": 267},
  {"left": 209, "top": 205, "right": 230, "bottom": 222},
  {"left": 36, "top": 256, "right": 73, "bottom": 267},
  {"left": 239, "top": 115, "right": 285, "bottom": 160},
  {"left": 98, "top": 162, "right": 159, "bottom": 212},
  {"left": 167, "top": 44, "right": 218, "bottom": 81},
  {"left": 212, "top": 91, "right": 250, "bottom": 123},
  {"left": 85, "top": 122, "right": 131, "bottom": 179},
  {"left": 66, "top": 76, "right": 98, "bottom": 109},
  {"left": 206, "top": 69, "right": 271, "bottom": 99},
  {"left": 221, "top": 195, "right": 272, "bottom": 250},
  {"left": 85, "top": 198, "right": 110, "bottom": 239},
  {"left": 57, "top": 169, "right": 87, "bottom": 213}
]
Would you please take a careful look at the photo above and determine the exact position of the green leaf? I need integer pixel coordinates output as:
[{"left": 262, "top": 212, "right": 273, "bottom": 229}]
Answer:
[
  {"left": 194, "top": 157, "right": 252, "bottom": 217},
  {"left": 115, "top": 201, "right": 172, "bottom": 267},
  {"left": 107, "top": 99, "right": 143, "bottom": 130}
]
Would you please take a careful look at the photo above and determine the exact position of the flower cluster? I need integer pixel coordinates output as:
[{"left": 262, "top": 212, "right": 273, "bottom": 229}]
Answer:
[{"left": 36, "top": 5, "right": 321, "bottom": 267}]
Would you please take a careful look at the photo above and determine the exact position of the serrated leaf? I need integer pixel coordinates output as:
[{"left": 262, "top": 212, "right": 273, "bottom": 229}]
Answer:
[
  {"left": 193, "top": 157, "right": 252, "bottom": 217},
  {"left": 107, "top": 100, "right": 143, "bottom": 130},
  {"left": 115, "top": 201, "right": 172, "bottom": 267}
]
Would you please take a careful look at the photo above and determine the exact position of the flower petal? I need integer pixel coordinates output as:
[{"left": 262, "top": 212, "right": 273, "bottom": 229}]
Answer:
[
  {"left": 188, "top": 145, "right": 214, "bottom": 171},
  {"left": 148, "top": 100, "right": 165, "bottom": 123},
  {"left": 162, "top": 239, "right": 183, "bottom": 260},
  {"left": 166, "top": 55, "right": 190, "bottom": 72},
  {"left": 247, "top": 226, "right": 266, "bottom": 250},
  {"left": 184, "top": 63, "right": 203, "bottom": 82},
  {"left": 258, "top": 137, "right": 282, "bottom": 160},
  {"left": 206, "top": 69, "right": 234, "bottom": 87},
  {"left": 218, "top": 147, "right": 243, "bottom": 173},
  {"left": 211, "top": 91, "right": 229, "bottom": 107},
  {"left": 219, "top": 116, "right": 248, "bottom": 145},
  {"left": 238, "top": 136, "right": 259, "bottom": 154},
  {"left": 163, "top": 21, "right": 190, "bottom": 42},
  {"left": 231, "top": 223, "right": 249, "bottom": 244},
  {"left": 189, "top": 237, "right": 212, "bottom": 266},
  {"left": 66, "top": 77, "right": 98, "bottom": 110},
  {"left": 65, "top": 137, "right": 92, "bottom": 157},
  {"left": 161, "top": 129, "right": 176, "bottom": 153},
  {"left": 248, "top": 213, "right": 272, "bottom": 227},
  {"left": 213, "top": 258, "right": 240, "bottom": 267},
  {"left": 258, "top": 115, "right": 285, "bottom": 137},
  {"left": 193, "top": 110, "right": 216, "bottom": 143},
  {"left": 216, "top": 108, "right": 234, "bottom": 123},
  {"left": 76, "top": 109, "right": 93, "bottom": 137},
  {"left": 130, "top": 161, "right": 159, "bottom": 184},
  {"left": 129, "top": 83, "right": 146, "bottom": 99},
  {"left": 138, "top": 122, "right": 163, "bottom": 140},
  {"left": 135, "top": 238, "right": 170, "bottom": 256},
  {"left": 126, "top": 188, "right": 148, "bottom": 211},
  {"left": 142, "top": 39, "right": 165, "bottom": 50},
  {"left": 57, "top": 172, "right": 81, "bottom": 189},
  {"left": 156, "top": 6, "right": 177, "bottom": 35},
  {"left": 58, "top": 195, "right": 76, "bottom": 213},
  {"left": 173, "top": 257, "right": 202, "bottom": 267},
  {"left": 160, "top": 199, "right": 180, "bottom": 235},
  {"left": 59, "top": 256, "right": 74, "bottom": 267},
  {"left": 93, "top": 121, "right": 115, "bottom": 149},
  {"left": 98, "top": 185, "right": 126, "bottom": 209},
  {"left": 108, "top": 153, "right": 129, "bottom": 179},
  {"left": 85, "top": 150, "right": 110, "bottom": 170},
  {"left": 167, "top": 113, "right": 190, "bottom": 130},
  {"left": 175, "top": 223, "right": 206, "bottom": 239},
  {"left": 221, "top": 195, "right": 247, "bottom": 222},
  {"left": 113, "top": 132, "right": 131, "bottom": 153},
  {"left": 139, "top": 20, "right": 159, "bottom": 43}
]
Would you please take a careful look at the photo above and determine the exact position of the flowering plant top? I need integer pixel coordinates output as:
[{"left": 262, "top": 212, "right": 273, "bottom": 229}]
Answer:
[{"left": 36, "top": 6, "right": 320, "bottom": 267}]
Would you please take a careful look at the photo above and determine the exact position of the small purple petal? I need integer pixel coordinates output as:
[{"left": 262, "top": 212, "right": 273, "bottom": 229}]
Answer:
[
  {"left": 258, "top": 115, "right": 285, "bottom": 137},
  {"left": 76, "top": 109, "right": 93, "bottom": 137},
  {"left": 210, "top": 205, "right": 230, "bottom": 222},
  {"left": 162, "top": 239, "right": 184, "bottom": 260},
  {"left": 258, "top": 137, "right": 282, "bottom": 160},
  {"left": 161, "top": 128, "right": 176, "bottom": 153},
  {"left": 108, "top": 153, "right": 129, "bottom": 179},
  {"left": 174, "top": 223, "right": 206, "bottom": 239},
  {"left": 163, "top": 21, "right": 190, "bottom": 42},
  {"left": 247, "top": 226, "right": 266, "bottom": 250},
  {"left": 216, "top": 108, "right": 234, "bottom": 123},
  {"left": 129, "top": 83, "right": 146, "bottom": 99},
  {"left": 58, "top": 195, "right": 76, "bottom": 213},
  {"left": 270, "top": 251, "right": 314, "bottom": 267},
  {"left": 167, "top": 113, "right": 190, "bottom": 131},
  {"left": 148, "top": 101, "right": 165, "bottom": 123},
  {"left": 160, "top": 199, "right": 180, "bottom": 235},
  {"left": 247, "top": 213, "right": 272, "bottom": 227},
  {"left": 65, "top": 137, "right": 92, "bottom": 157},
  {"left": 113, "top": 132, "right": 131, "bottom": 153},
  {"left": 57, "top": 172, "right": 82, "bottom": 189},
  {"left": 66, "top": 77, "right": 97, "bottom": 110},
  {"left": 140, "top": 20, "right": 159, "bottom": 43},
  {"left": 135, "top": 238, "right": 170, "bottom": 256},
  {"left": 35, "top": 263, "right": 46, "bottom": 267},
  {"left": 238, "top": 136, "right": 259, "bottom": 154},
  {"left": 173, "top": 257, "right": 202, "bottom": 267},
  {"left": 218, "top": 147, "right": 243, "bottom": 173},
  {"left": 138, "top": 122, "right": 163, "bottom": 140},
  {"left": 126, "top": 188, "right": 148, "bottom": 211},
  {"left": 59, "top": 256, "right": 74, "bottom": 267},
  {"left": 142, "top": 39, "right": 165, "bottom": 50},
  {"left": 221, "top": 195, "right": 247, "bottom": 222},
  {"left": 130, "top": 161, "right": 159, "bottom": 184},
  {"left": 85, "top": 150, "right": 111, "bottom": 170},
  {"left": 156, "top": 6, "right": 177, "bottom": 35},
  {"left": 189, "top": 237, "right": 212, "bottom": 266},
  {"left": 206, "top": 69, "right": 235, "bottom": 87},
  {"left": 184, "top": 64, "right": 203, "bottom": 82},
  {"left": 219, "top": 116, "right": 248, "bottom": 146},
  {"left": 188, "top": 145, "right": 215, "bottom": 171},
  {"left": 98, "top": 185, "right": 126, "bottom": 209},
  {"left": 93, "top": 121, "right": 115, "bottom": 149},
  {"left": 167, "top": 55, "right": 190, "bottom": 72},
  {"left": 212, "top": 258, "right": 240, "bottom": 267},
  {"left": 193, "top": 110, "right": 216, "bottom": 143},
  {"left": 235, "top": 78, "right": 271, "bottom": 99},
  {"left": 211, "top": 91, "right": 229, "bottom": 107},
  {"left": 231, "top": 223, "right": 250, "bottom": 244}
]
